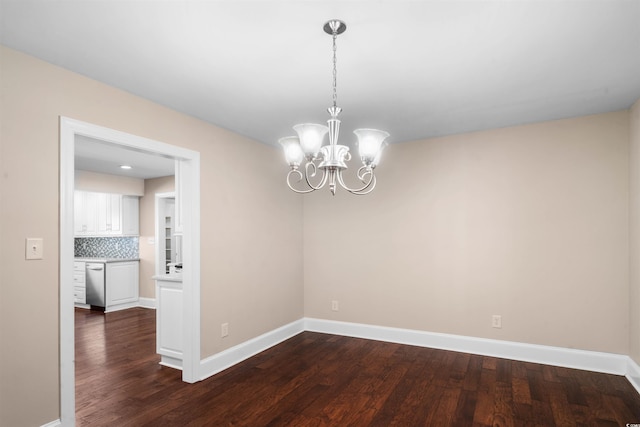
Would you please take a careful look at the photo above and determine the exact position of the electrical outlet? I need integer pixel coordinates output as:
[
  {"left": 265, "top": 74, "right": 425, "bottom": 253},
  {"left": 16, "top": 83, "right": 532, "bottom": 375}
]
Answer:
[
  {"left": 221, "top": 322, "right": 229, "bottom": 337},
  {"left": 492, "top": 315, "right": 502, "bottom": 329},
  {"left": 331, "top": 300, "right": 339, "bottom": 312}
]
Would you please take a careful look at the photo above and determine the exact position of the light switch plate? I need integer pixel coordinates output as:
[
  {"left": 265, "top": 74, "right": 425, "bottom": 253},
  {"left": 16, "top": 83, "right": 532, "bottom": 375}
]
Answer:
[{"left": 26, "top": 238, "right": 44, "bottom": 260}]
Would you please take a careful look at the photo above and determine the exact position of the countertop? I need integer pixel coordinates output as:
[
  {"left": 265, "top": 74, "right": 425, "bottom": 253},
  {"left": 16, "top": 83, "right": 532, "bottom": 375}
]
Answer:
[{"left": 75, "top": 257, "right": 140, "bottom": 263}]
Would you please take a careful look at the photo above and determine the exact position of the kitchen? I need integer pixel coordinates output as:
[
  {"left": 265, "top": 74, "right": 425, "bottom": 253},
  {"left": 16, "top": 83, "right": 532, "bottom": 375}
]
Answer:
[
  {"left": 73, "top": 135, "right": 180, "bottom": 324},
  {"left": 73, "top": 189, "right": 142, "bottom": 312}
]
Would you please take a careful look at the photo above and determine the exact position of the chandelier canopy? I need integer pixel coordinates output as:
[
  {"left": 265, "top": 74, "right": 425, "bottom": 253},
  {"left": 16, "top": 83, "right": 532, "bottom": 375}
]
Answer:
[{"left": 278, "top": 20, "right": 389, "bottom": 196}]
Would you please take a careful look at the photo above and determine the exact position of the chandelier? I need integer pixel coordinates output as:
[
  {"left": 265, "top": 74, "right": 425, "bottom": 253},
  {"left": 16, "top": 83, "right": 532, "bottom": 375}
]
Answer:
[{"left": 278, "top": 20, "right": 390, "bottom": 196}]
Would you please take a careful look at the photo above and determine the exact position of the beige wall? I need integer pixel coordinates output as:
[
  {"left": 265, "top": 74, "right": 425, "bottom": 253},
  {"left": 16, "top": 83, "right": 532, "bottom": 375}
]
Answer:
[
  {"left": 630, "top": 98, "right": 640, "bottom": 364},
  {"left": 139, "top": 175, "right": 175, "bottom": 298},
  {"left": 75, "top": 169, "right": 145, "bottom": 195},
  {"left": 304, "top": 111, "right": 630, "bottom": 355},
  {"left": 0, "top": 46, "right": 303, "bottom": 426}
]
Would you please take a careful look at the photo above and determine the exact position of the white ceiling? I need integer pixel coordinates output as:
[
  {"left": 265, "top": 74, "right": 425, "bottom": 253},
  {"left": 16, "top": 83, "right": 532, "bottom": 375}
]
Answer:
[
  {"left": 2, "top": 1, "right": 640, "bottom": 149},
  {"left": 75, "top": 135, "right": 175, "bottom": 179}
]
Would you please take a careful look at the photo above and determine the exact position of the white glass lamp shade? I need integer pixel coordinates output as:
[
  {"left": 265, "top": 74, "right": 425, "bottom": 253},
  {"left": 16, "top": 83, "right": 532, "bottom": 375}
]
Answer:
[
  {"left": 293, "top": 123, "right": 329, "bottom": 158},
  {"left": 278, "top": 136, "right": 304, "bottom": 168},
  {"left": 354, "top": 128, "right": 390, "bottom": 167},
  {"left": 371, "top": 141, "right": 388, "bottom": 168}
]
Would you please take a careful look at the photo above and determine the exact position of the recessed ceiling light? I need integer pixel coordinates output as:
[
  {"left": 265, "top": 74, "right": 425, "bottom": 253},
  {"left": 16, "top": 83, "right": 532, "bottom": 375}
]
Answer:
[{"left": 119, "top": 165, "right": 132, "bottom": 170}]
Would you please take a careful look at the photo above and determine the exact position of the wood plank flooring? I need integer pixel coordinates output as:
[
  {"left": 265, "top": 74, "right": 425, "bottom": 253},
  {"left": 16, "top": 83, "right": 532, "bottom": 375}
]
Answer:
[{"left": 75, "top": 307, "right": 640, "bottom": 426}]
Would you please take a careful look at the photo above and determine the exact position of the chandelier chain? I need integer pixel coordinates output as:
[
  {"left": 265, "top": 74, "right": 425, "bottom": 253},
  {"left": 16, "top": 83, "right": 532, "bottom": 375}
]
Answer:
[{"left": 332, "top": 31, "right": 337, "bottom": 108}]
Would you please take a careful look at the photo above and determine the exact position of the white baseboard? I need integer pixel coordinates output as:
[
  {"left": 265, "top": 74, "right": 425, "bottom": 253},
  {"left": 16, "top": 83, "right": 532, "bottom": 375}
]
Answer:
[
  {"left": 304, "top": 318, "right": 629, "bottom": 376},
  {"left": 196, "top": 317, "right": 638, "bottom": 396},
  {"left": 40, "top": 419, "right": 61, "bottom": 427},
  {"left": 138, "top": 297, "right": 156, "bottom": 309},
  {"left": 160, "top": 355, "right": 183, "bottom": 370},
  {"left": 199, "top": 319, "right": 305, "bottom": 381},
  {"left": 104, "top": 301, "right": 139, "bottom": 313},
  {"left": 104, "top": 298, "right": 157, "bottom": 312},
  {"left": 628, "top": 357, "right": 640, "bottom": 395}
]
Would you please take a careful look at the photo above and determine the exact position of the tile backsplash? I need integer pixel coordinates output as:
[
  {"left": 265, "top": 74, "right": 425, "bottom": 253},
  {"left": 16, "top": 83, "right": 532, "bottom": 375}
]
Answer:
[{"left": 75, "top": 237, "right": 139, "bottom": 258}]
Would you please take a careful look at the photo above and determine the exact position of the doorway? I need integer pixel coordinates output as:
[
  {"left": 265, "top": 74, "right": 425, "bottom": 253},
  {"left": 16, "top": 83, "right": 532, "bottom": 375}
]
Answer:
[{"left": 59, "top": 117, "right": 201, "bottom": 426}]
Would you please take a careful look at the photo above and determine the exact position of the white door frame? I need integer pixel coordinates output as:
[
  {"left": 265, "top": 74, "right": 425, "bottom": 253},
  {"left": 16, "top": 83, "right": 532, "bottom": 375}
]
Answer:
[{"left": 59, "top": 117, "right": 201, "bottom": 426}]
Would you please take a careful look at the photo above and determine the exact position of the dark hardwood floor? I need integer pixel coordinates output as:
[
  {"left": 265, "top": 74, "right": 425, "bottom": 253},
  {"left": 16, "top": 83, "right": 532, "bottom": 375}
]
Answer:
[{"left": 75, "top": 307, "right": 640, "bottom": 426}]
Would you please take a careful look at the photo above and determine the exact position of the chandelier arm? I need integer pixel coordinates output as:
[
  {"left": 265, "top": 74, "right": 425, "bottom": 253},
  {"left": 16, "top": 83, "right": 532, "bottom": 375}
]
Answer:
[
  {"left": 336, "top": 166, "right": 377, "bottom": 195},
  {"left": 357, "top": 165, "right": 373, "bottom": 181},
  {"left": 285, "top": 169, "right": 317, "bottom": 194},
  {"left": 306, "top": 161, "right": 317, "bottom": 178},
  {"left": 304, "top": 161, "right": 329, "bottom": 190}
]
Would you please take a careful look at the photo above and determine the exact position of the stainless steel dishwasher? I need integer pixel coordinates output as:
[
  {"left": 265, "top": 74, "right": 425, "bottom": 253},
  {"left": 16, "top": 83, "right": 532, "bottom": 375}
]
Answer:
[{"left": 86, "top": 262, "right": 106, "bottom": 307}]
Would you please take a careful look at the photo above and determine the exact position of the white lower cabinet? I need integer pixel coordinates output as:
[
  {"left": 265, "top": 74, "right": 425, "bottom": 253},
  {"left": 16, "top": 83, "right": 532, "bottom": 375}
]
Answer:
[
  {"left": 73, "top": 261, "right": 86, "bottom": 304},
  {"left": 106, "top": 261, "right": 139, "bottom": 311},
  {"left": 155, "top": 277, "right": 183, "bottom": 369}
]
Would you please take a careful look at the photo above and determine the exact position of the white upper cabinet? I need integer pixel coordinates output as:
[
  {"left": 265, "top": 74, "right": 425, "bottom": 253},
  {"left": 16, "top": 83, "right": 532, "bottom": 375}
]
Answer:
[
  {"left": 74, "top": 191, "right": 139, "bottom": 236},
  {"left": 96, "top": 193, "right": 122, "bottom": 235},
  {"left": 122, "top": 195, "right": 139, "bottom": 236},
  {"left": 74, "top": 191, "right": 98, "bottom": 235}
]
